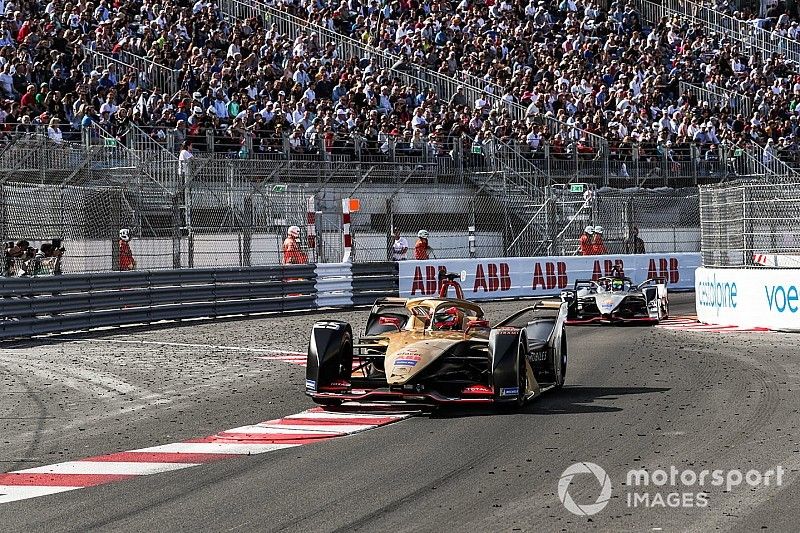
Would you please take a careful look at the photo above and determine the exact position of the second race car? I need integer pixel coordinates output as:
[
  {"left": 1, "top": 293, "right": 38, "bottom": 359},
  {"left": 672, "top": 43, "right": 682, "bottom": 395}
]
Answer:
[
  {"left": 560, "top": 276, "right": 669, "bottom": 325},
  {"left": 305, "top": 273, "right": 568, "bottom": 407}
]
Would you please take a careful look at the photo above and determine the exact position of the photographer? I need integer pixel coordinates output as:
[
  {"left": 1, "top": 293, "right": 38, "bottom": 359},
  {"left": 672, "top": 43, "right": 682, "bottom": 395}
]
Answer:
[
  {"left": 34, "top": 239, "right": 65, "bottom": 275},
  {"left": 3, "top": 240, "right": 35, "bottom": 276}
]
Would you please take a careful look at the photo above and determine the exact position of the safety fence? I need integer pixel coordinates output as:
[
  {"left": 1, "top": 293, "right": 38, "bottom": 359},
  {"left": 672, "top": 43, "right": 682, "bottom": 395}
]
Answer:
[
  {"left": 0, "top": 178, "right": 701, "bottom": 272},
  {"left": 699, "top": 180, "right": 800, "bottom": 268},
  {"left": 0, "top": 262, "right": 401, "bottom": 340},
  {"left": 0, "top": 265, "right": 316, "bottom": 340}
]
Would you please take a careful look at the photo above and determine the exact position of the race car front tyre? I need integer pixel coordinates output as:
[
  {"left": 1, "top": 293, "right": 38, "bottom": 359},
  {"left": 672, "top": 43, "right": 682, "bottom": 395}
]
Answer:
[
  {"left": 307, "top": 321, "right": 353, "bottom": 394},
  {"left": 554, "top": 329, "right": 567, "bottom": 389},
  {"left": 490, "top": 328, "right": 528, "bottom": 408}
]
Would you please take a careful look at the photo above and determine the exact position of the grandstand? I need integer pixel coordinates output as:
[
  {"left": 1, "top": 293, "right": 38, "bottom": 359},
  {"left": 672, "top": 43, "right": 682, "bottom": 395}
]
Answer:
[{"left": 0, "top": 0, "right": 796, "bottom": 272}]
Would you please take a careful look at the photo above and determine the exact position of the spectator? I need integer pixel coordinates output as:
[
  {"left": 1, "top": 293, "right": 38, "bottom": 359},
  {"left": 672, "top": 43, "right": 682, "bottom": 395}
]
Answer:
[
  {"left": 178, "top": 141, "right": 193, "bottom": 179},
  {"left": 414, "top": 230, "right": 432, "bottom": 260},
  {"left": 624, "top": 227, "right": 646, "bottom": 254},
  {"left": 283, "top": 225, "right": 307, "bottom": 264},
  {"left": 591, "top": 226, "right": 608, "bottom": 255},
  {"left": 118, "top": 229, "right": 136, "bottom": 271},
  {"left": 47, "top": 117, "right": 62, "bottom": 144},
  {"left": 391, "top": 227, "right": 408, "bottom": 261},
  {"left": 579, "top": 225, "right": 594, "bottom": 255}
]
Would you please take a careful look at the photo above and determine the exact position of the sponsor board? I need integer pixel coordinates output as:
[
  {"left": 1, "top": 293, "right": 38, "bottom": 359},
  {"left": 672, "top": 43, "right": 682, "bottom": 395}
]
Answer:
[
  {"left": 398, "top": 253, "right": 700, "bottom": 301},
  {"left": 695, "top": 267, "right": 800, "bottom": 331}
]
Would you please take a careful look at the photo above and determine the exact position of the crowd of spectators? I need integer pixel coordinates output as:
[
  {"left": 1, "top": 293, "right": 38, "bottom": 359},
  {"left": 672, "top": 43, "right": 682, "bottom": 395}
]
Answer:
[{"left": 0, "top": 0, "right": 799, "bottom": 171}]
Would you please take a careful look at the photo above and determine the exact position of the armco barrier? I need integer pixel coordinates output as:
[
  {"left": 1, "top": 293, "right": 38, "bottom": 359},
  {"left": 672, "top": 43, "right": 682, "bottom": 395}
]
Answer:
[
  {"left": 398, "top": 253, "right": 700, "bottom": 300},
  {"left": 0, "top": 266, "right": 316, "bottom": 340},
  {"left": 695, "top": 267, "right": 800, "bottom": 332},
  {"left": 351, "top": 262, "right": 399, "bottom": 306},
  {"left": 315, "top": 263, "right": 353, "bottom": 308}
]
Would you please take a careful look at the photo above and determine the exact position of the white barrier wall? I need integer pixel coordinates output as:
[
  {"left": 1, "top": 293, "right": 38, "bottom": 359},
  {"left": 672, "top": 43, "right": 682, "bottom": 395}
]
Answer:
[
  {"left": 695, "top": 267, "right": 800, "bottom": 332},
  {"left": 398, "top": 253, "right": 700, "bottom": 300}
]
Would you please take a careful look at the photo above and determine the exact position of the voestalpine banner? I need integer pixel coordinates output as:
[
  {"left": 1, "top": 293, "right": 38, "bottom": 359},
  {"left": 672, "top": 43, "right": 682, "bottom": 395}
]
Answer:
[
  {"left": 695, "top": 267, "right": 800, "bottom": 331},
  {"left": 398, "top": 253, "right": 700, "bottom": 300}
]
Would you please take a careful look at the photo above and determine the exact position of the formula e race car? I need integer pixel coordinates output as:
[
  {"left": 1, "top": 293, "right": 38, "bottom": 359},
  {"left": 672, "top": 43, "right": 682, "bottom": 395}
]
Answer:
[
  {"left": 560, "top": 276, "right": 669, "bottom": 325},
  {"left": 305, "top": 273, "right": 568, "bottom": 407}
]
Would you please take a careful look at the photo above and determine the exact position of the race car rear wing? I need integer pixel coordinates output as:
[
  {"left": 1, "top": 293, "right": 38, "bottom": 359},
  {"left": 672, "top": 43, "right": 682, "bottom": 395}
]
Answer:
[
  {"left": 637, "top": 276, "right": 667, "bottom": 289},
  {"left": 573, "top": 279, "right": 599, "bottom": 290}
]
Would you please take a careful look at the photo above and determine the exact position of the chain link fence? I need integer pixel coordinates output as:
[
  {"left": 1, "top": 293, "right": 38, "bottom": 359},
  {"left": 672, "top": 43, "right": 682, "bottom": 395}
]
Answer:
[
  {"left": 346, "top": 188, "right": 700, "bottom": 262},
  {"left": 0, "top": 132, "right": 704, "bottom": 274},
  {"left": 700, "top": 180, "right": 800, "bottom": 268}
]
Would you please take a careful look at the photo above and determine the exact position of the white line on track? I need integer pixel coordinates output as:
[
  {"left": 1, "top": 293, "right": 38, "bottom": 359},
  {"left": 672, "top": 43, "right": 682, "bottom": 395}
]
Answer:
[
  {"left": 74, "top": 338, "right": 305, "bottom": 355},
  {"left": 16, "top": 461, "right": 198, "bottom": 476},
  {"left": 133, "top": 442, "right": 300, "bottom": 455},
  {"left": 0, "top": 486, "right": 80, "bottom": 504}
]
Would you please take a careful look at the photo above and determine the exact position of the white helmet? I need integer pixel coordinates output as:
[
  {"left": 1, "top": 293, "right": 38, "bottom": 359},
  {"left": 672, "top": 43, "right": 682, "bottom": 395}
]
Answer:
[
  {"left": 288, "top": 225, "right": 301, "bottom": 237},
  {"left": 594, "top": 225, "right": 604, "bottom": 234},
  {"left": 417, "top": 230, "right": 429, "bottom": 239},
  {"left": 584, "top": 225, "right": 594, "bottom": 234},
  {"left": 119, "top": 228, "right": 131, "bottom": 242}
]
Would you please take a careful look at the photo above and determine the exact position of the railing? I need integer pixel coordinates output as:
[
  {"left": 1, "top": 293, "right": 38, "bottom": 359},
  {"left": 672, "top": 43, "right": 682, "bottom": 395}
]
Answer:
[
  {"left": 81, "top": 46, "right": 180, "bottom": 95},
  {"left": 635, "top": 0, "right": 800, "bottom": 66},
  {"left": 679, "top": 81, "right": 754, "bottom": 119}
]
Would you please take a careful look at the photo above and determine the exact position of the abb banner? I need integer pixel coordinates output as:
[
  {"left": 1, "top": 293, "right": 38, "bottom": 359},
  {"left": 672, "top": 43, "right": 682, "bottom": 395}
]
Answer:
[{"left": 398, "top": 253, "right": 700, "bottom": 300}]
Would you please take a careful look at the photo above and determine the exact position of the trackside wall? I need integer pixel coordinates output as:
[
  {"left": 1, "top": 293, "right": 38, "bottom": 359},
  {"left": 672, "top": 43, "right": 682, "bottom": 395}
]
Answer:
[
  {"left": 695, "top": 267, "right": 800, "bottom": 332},
  {"left": 398, "top": 253, "right": 700, "bottom": 300}
]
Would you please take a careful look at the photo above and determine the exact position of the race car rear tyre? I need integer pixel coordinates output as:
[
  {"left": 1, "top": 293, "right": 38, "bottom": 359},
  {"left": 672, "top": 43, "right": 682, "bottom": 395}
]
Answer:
[
  {"left": 514, "top": 340, "right": 527, "bottom": 407},
  {"left": 554, "top": 329, "right": 567, "bottom": 389}
]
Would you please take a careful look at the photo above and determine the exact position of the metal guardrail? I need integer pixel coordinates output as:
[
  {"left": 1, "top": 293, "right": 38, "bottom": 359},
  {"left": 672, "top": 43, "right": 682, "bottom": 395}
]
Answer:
[
  {"left": 351, "top": 262, "right": 399, "bottom": 306},
  {"left": 81, "top": 46, "right": 180, "bottom": 95},
  {"left": 0, "top": 263, "right": 402, "bottom": 340},
  {"left": 635, "top": 0, "right": 800, "bottom": 66},
  {"left": 679, "top": 81, "right": 754, "bottom": 119},
  {"left": 0, "top": 265, "right": 316, "bottom": 339}
]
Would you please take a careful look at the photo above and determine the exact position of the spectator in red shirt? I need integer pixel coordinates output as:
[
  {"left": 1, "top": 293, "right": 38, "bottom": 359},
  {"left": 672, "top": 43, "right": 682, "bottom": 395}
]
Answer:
[
  {"left": 119, "top": 229, "right": 136, "bottom": 270},
  {"left": 579, "top": 226, "right": 594, "bottom": 255},
  {"left": 591, "top": 226, "right": 608, "bottom": 256},
  {"left": 19, "top": 84, "right": 35, "bottom": 109},
  {"left": 414, "top": 230, "right": 432, "bottom": 260},
  {"left": 283, "top": 226, "right": 307, "bottom": 265}
]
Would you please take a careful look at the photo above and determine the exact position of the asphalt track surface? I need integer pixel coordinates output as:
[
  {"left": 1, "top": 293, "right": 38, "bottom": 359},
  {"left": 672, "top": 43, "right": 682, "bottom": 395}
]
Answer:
[{"left": 1, "top": 293, "right": 799, "bottom": 532}]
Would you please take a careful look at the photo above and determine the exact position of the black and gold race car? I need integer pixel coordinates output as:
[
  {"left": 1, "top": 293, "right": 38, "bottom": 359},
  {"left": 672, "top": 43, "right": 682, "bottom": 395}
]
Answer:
[{"left": 305, "top": 274, "right": 568, "bottom": 407}]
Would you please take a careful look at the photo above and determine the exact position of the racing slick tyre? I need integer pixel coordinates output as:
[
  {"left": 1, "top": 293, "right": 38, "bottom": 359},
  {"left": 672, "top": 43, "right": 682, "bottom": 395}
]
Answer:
[
  {"left": 490, "top": 328, "right": 528, "bottom": 410},
  {"left": 306, "top": 321, "right": 353, "bottom": 401},
  {"left": 554, "top": 329, "right": 567, "bottom": 389}
]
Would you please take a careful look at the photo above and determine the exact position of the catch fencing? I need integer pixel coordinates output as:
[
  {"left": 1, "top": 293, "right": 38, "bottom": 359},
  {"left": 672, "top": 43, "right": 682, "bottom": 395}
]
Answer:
[{"left": 699, "top": 180, "right": 800, "bottom": 268}]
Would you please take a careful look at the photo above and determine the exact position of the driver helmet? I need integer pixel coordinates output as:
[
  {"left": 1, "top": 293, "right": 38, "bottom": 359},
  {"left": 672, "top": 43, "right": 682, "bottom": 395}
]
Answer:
[
  {"left": 288, "top": 225, "right": 301, "bottom": 237},
  {"left": 417, "top": 229, "right": 429, "bottom": 239},
  {"left": 434, "top": 306, "right": 463, "bottom": 330},
  {"left": 611, "top": 278, "right": 624, "bottom": 291},
  {"left": 119, "top": 228, "right": 131, "bottom": 242},
  {"left": 584, "top": 225, "right": 595, "bottom": 234}
]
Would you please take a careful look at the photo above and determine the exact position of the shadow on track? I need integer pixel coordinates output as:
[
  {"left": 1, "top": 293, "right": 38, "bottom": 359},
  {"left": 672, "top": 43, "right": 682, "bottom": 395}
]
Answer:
[{"left": 429, "top": 386, "right": 671, "bottom": 419}]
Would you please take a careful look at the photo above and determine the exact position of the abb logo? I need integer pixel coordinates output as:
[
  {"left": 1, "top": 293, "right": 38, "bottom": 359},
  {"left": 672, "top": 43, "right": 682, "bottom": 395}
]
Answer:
[
  {"left": 473, "top": 263, "right": 511, "bottom": 292},
  {"left": 591, "top": 259, "right": 625, "bottom": 280},
  {"left": 410, "top": 265, "right": 447, "bottom": 295},
  {"left": 647, "top": 257, "right": 680, "bottom": 283},
  {"left": 531, "top": 261, "right": 568, "bottom": 290}
]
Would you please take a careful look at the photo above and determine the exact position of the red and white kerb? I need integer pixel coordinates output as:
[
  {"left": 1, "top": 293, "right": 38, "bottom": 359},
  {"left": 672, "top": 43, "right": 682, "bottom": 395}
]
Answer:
[{"left": 342, "top": 198, "right": 352, "bottom": 262}]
